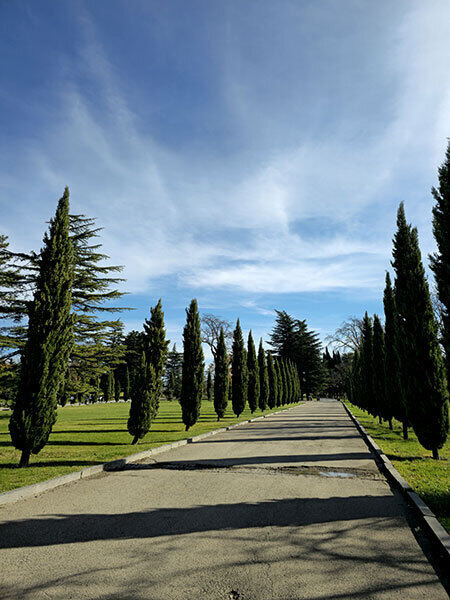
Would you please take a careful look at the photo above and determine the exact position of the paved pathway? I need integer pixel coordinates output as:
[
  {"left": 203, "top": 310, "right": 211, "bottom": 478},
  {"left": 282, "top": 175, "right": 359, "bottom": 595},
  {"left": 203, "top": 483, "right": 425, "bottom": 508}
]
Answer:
[{"left": 0, "top": 400, "right": 447, "bottom": 599}]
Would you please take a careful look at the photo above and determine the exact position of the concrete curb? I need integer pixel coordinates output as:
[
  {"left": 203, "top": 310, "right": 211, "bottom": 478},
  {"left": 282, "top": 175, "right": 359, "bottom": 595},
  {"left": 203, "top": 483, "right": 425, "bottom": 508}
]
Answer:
[
  {"left": 0, "top": 404, "right": 301, "bottom": 507},
  {"left": 342, "top": 402, "right": 450, "bottom": 567}
]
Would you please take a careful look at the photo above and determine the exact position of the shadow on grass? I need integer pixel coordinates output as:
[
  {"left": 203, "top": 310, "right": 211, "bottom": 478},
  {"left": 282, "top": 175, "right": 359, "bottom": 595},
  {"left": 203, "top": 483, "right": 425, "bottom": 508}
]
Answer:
[{"left": 1, "top": 459, "right": 104, "bottom": 469}]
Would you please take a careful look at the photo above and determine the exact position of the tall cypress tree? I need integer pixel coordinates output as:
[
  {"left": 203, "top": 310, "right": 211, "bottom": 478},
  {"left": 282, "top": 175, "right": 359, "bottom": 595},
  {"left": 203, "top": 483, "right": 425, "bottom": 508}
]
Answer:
[
  {"left": 9, "top": 189, "right": 74, "bottom": 467},
  {"left": 372, "top": 314, "right": 392, "bottom": 427},
  {"left": 127, "top": 352, "right": 155, "bottom": 444},
  {"left": 430, "top": 141, "right": 450, "bottom": 393},
  {"left": 180, "top": 299, "right": 204, "bottom": 431},
  {"left": 359, "top": 313, "right": 374, "bottom": 415},
  {"left": 247, "top": 331, "right": 260, "bottom": 413},
  {"left": 231, "top": 319, "right": 248, "bottom": 416},
  {"left": 258, "top": 338, "right": 269, "bottom": 411},
  {"left": 143, "top": 299, "right": 169, "bottom": 419},
  {"left": 383, "top": 272, "right": 408, "bottom": 438},
  {"left": 124, "top": 366, "right": 130, "bottom": 400},
  {"left": 214, "top": 327, "right": 228, "bottom": 420},
  {"left": 267, "top": 352, "right": 277, "bottom": 409},
  {"left": 275, "top": 359, "right": 283, "bottom": 406},
  {"left": 392, "top": 203, "right": 448, "bottom": 458}
]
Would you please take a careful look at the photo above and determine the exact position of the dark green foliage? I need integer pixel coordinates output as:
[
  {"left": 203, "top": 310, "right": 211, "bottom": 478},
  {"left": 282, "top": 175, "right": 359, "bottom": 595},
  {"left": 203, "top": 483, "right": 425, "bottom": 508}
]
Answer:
[
  {"left": 383, "top": 272, "right": 407, "bottom": 435},
  {"left": 359, "top": 313, "right": 375, "bottom": 415},
  {"left": 127, "top": 352, "right": 155, "bottom": 444},
  {"left": 267, "top": 352, "right": 277, "bottom": 409},
  {"left": 258, "top": 338, "right": 269, "bottom": 411},
  {"left": 214, "top": 327, "right": 228, "bottom": 420},
  {"left": 143, "top": 299, "right": 169, "bottom": 417},
  {"left": 269, "top": 310, "right": 324, "bottom": 398},
  {"left": 180, "top": 299, "right": 204, "bottom": 431},
  {"left": 165, "top": 343, "right": 183, "bottom": 401},
  {"left": 276, "top": 359, "right": 284, "bottom": 406},
  {"left": 9, "top": 189, "right": 74, "bottom": 467},
  {"left": 247, "top": 331, "right": 259, "bottom": 413},
  {"left": 115, "top": 374, "right": 121, "bottom": 402},
  {"left": 124, "top": 366, "right": 130, "bottom": 400},
  {"left": 101, "top": 370, "right": 114, "bottom": 402},
  {"left": 430, "top": 141, "right": 450, "bottom": 392},
  {"left": 392, "top": 203, "right": 448, "bottom": 457},
  {"left": 231, "top": 319, "right": 248, "bottom": 416},
  {"left": 206, "top": 369, "right": 213, "bottom": 402},
  {"left": 372, "top": 315, "right": 391, "bottom": 423}
]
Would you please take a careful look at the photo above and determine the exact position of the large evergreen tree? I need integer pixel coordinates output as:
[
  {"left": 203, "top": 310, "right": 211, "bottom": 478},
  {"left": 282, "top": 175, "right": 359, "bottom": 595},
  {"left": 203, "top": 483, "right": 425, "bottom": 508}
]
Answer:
[
  {"left": 359, "top": 313, "right": 375, "bottom": 415},
  {"left": 383, "top": 272, "right": 408, "bottom": 438},
  {"left": 9, "top": 189, "right": 74, "bottom": 467},
  {"left": 180, "top": 299, "right": 204, "bottom": 431},
  {"left": 127, "top": 352, "right": 155, "bottom": 444},
  {"left": 214, "top": 327, "right": 228, "bottom": 420},
  {"left": 430, "top": 141, "right": 450, "bottom": 393},
  {"left": 247, "top": 331, "right": 260, "bottom": 413},
  {"left": 392, "top": 203, "right": 448, "bottom": 458},
  {"left": 165, "top": 343, "right": 183, "bottom": 401},
  {"left": 206, "top": 368, "right": 214, "bottom": 402},
  {"left": 258, "top": 339, "right": 269, "bottom": 411},
  {"left": 231, "top": 319, "right": 248, "bottom": 416},
  {"left": 143, "top": 299, "right": 169, "bottom": 418}
]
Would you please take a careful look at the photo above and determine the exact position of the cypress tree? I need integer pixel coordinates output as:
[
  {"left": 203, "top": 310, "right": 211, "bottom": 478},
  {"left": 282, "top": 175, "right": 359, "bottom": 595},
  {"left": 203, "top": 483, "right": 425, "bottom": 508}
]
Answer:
[
  {"left": 275, "top": 359, "right": 283, "bottom": 406},
  {"left": 430, "top": 141, "right": 450, "bottom": 393},
  {"left": 287, "top": 361, "right": 293, "bottom": 404},
  {"left": 115, "top": 374, "right": 121, "bottom": 402},
  {"left": 359, "top": 313, "right": 375, "bottom": 415},
  {"left": 267, "top": 352, "right": 277, "bottom": 409},
  {"left": 124, "top": 366, "right": 130, "bottom": 400},
  {"left": 180, "top": 299, "right": 204, "bottom": 431},
  {"left": 143, "top": 298, "right": 169, "bottom": 417},
  {"left": 231, "top": 319, "right": 248, "bottom": 416},
  {"left": 9, "top": 189, "right": 74, "bottom": 467},
  {"left": 282, "top": 360, "right": 289, "bottom": 405},
  {"left": 206, "top": 369, "right": 213, "bottom": 402},
  {"left": 383, "top": 272, "right": 408, "bottom": 438},
  {"left": 127, "top": 352, "right": 155, "bottom": 444},
  {"left": 214, "top": 327, "right": 228, "bottom": 420},
  {"left": 258, "top": 338, "right": 269, "bottom": 411},
  {"left": 393, "top": 203, "right": 448, "bottom": 457},
  {"left": 372, "top": 314, "right": 392, "bottom": 427},
  {"left": 247, "top": 331, "right": 260, "bottom": 413}
]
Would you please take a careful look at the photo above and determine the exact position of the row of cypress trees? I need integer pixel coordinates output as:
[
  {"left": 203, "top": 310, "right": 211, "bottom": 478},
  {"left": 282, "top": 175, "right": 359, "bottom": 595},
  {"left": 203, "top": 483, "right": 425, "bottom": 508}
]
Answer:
[{"left": 349, "top": 144, "right": 450, "bottom": 459}]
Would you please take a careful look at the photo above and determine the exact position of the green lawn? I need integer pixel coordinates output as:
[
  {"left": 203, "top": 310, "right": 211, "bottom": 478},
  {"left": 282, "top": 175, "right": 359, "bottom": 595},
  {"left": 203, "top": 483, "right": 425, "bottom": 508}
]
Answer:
[
  {"left": 345, "top": 401, "right": 450, "bottom": 532},
  {"left": 0, "top": 400, "right": 302, "bottom": 494}
]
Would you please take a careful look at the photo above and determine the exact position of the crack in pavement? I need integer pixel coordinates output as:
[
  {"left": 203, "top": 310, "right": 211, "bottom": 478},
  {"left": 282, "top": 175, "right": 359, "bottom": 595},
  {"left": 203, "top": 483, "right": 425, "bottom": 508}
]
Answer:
[{"left": 121, "top": 460, "right": 383, "bottom": 480}]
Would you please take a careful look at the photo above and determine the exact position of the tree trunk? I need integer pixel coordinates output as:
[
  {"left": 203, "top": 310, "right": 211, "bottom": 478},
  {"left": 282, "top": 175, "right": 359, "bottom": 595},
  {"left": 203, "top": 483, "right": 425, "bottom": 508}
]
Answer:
[
  {"left": 185, "top": 425, "right": 190, "bottom": 431},
  {"left": 132, "top": 436, "right": 139, "bottom": 445},
  {"left": 432, "top": 448, "right": 439, "bottom": 460},
  {"left": 402, "top": 421, "right": 408, "bottom": 440},
  {"left": 217, "top": 416, "right": 220, "bottom": 421},
  {"left": 378, "top": 416, "right": 382, "bottom": 424},
  {"left": 19, "top": 449, "right": 30, "bottom": 468},
  {"left": 388, "top": 419, "right": 393, "bottom": 430}
]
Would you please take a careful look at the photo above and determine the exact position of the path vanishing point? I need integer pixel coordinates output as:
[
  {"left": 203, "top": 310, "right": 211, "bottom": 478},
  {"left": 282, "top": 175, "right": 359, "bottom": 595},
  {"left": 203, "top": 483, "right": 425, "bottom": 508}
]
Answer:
[{"left": 0, "top": 400, "right": 447, "bottom": 599}]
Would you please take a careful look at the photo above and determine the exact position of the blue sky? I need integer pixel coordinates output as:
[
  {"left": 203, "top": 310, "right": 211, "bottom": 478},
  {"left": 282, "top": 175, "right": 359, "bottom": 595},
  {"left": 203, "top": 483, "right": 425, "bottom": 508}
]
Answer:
[{"left": 1, "top": 0, "right": 449, "bottom": 358}]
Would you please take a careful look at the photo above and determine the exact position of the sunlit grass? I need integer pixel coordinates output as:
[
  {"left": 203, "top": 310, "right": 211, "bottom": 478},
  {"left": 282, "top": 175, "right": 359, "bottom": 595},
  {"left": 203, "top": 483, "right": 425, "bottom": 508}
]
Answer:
[
  {"left": 346, "top": 401, "right": 450, "bottom": 532},
  {"left": 0, "top": 400, "right": 302, "bottom": 493}
]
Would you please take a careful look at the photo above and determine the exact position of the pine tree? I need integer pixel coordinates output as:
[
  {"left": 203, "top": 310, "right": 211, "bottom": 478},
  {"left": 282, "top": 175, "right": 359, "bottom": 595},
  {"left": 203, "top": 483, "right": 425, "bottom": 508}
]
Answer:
[
  {"left": 206, "top": 369, "right": 214, "bottom": 402},
  {"left": 247, "top": 331, "right": 260, "bottom": 413},
  {"left": 9, "top": 189, "right": 74, "bottom": 467},
  {"left": 127, "top": 352, "right": 155, "bottom": 444},
  {"left": 143, "top": 299, "right": 169, "bottom": 418},
  {"left": 258, "top": 338, "right": 269, "bottom": 411},
  {"left": 231, "top": 319, "right": 248, "bottom": 416},
  {"left": 430, "top": 141, "right": 450, "bottom": 393},
  {"left": 214, "top": 327, "right": 228, "bottom": 420},
  {"left": 267, "top": 352, "right": 277, "bottom": 409},
  {"left": 384, "top": 272, "right": 408, "bottom": 438},
  {"left": 392, "top": 203, "right": 448, "bottom": 458},
  {"left": 180, "top": 299, "right": 204, "bottom": 431},
  {"left": 372, "top": 314, "right": 392, "bottom": 427}
]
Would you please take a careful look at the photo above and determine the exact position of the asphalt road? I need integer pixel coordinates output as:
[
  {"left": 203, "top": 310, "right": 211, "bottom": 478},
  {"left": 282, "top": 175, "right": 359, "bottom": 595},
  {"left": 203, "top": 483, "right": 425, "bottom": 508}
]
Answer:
[{"left": 0, "top": 400, "right": 447, "bottom": 599}]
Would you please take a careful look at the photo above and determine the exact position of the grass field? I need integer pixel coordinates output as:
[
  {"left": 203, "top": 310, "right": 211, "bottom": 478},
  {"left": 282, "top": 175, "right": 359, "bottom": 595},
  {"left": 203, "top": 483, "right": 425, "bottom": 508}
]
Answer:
[
  {"left": 0, "top": 400, "right": 302, "bottom": 494},
  {"left": 345, "top": 401, "right": 450, "bottom": 532}
]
